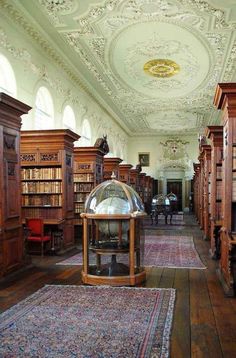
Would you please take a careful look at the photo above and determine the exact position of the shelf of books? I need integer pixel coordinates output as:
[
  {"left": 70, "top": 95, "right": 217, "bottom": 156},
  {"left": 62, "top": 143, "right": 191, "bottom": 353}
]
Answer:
[
  {"left": 202, "top": 145, "right": 211, "bottom": 240},
  {"left": 198, "top": 149, "right": 205, "bottom": 230},
  {"left": 0, "top": 93, "right": 31, "bottom": 278},
  {"left": 20, "top": 129, "right": 79, "bottom": 253},
  {"left": 206, "top": 126, "right": 223, "bottom": 259},
  {"left": 144, "top": 175, "right": 153, "bottom": 214},
  {"left": 73, "top": 147, "right": 105, "bottom": 226},
  {"left": 103, "top": 157, "right": 122, "bottom": 181},
  {"left": 214, "top": 83, "right": 236, "bottom": 296},
  {"left": 193, "top": 163, "right": 200, "bottom": 222},
  {"left": 119, "top": 164, "right": 133, "bottom": 184}
]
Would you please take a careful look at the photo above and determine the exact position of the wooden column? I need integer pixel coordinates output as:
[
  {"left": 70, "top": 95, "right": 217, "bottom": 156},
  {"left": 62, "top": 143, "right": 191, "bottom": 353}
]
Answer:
[
  {"left": 206, "top": 126, "right": 223, "bottom": 259},
  {"left": 0, "top": 93, "right": 31, "bottom": 277}
]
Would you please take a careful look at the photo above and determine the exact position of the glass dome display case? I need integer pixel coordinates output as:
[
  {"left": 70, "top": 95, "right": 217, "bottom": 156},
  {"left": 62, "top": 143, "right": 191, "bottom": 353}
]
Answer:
[
  {"left": 166, "top": 192, "right": 178, "bottom": 212},
  {"left": 150, "top": 194, "right": 172, "bottom": 224},
  {"left": 81, "top": 178, "right": 147, "bottom": 286}
]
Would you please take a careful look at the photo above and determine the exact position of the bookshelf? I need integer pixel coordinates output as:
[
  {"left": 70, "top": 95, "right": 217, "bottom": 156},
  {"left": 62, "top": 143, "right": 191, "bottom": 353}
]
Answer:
[
  {"left": 198, "top": 150, "right": 204, "bottom": 229},
  {"left": 0, "top": 93, "right": 31, "bottom": 277},
  {"left": 202, "top": 145, "right": 211, "bottom": 240},
  {"left": 119, "top": 164, "right": 133, "bottom": 184},
  {"left": 206, "top": 126, "right": 223, "bottom": 259},
  {"left": 193, "top": 163, "right": 200, "bottom": 222},
  {"left": 73, "top": 147, "right": 105, "bottom": 225},
  {"left": 144, "top": 175, "right": 152, "bottom": 214},
  {"left": 138, "top": 173, "right": 146, "bottom": 203},
  {"left": 214, "top": 83, "right": 236, "bottom": 296},
  {"left": 103, "top": 157, "right": 122, "bottom": 181},
  {"left": 130, "top": 168, "right": 139, "bottom": 191},
  {"left": 20, "top": 129, "right": 79, "bottom": 253}
]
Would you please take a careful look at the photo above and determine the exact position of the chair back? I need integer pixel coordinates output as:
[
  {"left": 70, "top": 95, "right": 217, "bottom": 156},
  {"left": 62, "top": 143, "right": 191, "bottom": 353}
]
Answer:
[{"left": 26, "top": 218, "right": 44, "bottom": 236}]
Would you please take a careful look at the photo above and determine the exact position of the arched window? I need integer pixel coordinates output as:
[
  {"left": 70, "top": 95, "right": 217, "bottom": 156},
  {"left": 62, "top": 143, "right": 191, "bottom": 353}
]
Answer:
[
  {"left": 35, "top": 86, "right": 54, "bottom": 129},
  {"left": 0, "top": 53, "right": 17, "bottom": 97},
  {"left": 62, "top": 105, "right": 76, "bottom": 131},
  {"left": 79, "top": 118, "right": 91, "bottom": 146}
]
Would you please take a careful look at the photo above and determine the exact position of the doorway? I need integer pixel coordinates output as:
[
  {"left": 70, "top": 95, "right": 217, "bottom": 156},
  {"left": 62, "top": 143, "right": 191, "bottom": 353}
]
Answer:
[{"left": 167, "top": 180, "right": 182, "bottom": 211}]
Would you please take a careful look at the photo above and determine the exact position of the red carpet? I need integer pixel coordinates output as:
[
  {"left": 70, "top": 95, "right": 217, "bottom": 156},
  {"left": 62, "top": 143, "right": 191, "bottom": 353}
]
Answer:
[
  {"left": 58, "top": 235, "right": 206, "bottom": 269},
  {"left": 0, "top": 285, "right": 175, "bottom": 358}
]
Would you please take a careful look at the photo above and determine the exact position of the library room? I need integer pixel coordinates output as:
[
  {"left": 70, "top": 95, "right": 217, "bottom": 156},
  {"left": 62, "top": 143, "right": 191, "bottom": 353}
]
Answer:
[{"left": 0, "top": 1, "right": 236, "bottom": 357}]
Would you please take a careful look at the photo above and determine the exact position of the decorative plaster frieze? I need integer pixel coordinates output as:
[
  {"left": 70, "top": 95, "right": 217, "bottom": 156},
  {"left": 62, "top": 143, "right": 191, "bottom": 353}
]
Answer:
[{"left": 38, "top": 0, "right": 75, "bottom": 26}]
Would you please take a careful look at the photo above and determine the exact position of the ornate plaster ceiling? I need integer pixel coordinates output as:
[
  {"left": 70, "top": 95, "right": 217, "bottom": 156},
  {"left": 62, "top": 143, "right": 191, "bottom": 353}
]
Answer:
[{"left": 6, "top": 0, "right": 236, "bottom": 136}]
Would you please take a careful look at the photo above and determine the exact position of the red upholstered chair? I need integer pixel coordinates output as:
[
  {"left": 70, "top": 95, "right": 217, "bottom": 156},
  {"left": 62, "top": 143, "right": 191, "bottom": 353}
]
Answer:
[{"left": 25, "top": 218, "right": 51, "bottom": 256}]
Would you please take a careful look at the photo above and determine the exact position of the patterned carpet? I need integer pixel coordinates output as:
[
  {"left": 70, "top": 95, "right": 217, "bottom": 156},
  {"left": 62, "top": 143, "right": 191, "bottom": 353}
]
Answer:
[
  {"left": 0, "top": 285, "right": 175, "bottom": 358},
  {"left": 58, "top": 235, "right": 206, "bottom": 269}
]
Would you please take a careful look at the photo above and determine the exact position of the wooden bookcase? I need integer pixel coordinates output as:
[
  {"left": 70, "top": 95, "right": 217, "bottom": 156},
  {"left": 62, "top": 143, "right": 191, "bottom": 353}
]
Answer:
[
  {"left": 119, "top": 164, "right": 133, "bottom": 184},
  {"left": 213, "top": 83, "right": 236, "bottom": 296},
  {"left": 144, "top": 175, "right": 152, "bottom": 214},
  {"left": 73, "top": 147, "right": 105, "bottom": 225},
  {"left": 130, "top": 168, "right": 139, "bottom": 191},
  {"left": 103, "top": 157, "right": 122, "bottom": 181},
  {"left": 197, "top": 151, "right": 204, "bottom": 229},
  {"left": 202, "top": 145, "right": 211, "bottom": 240},
  {"left": 206, "top": 126, "right": 223, "bottom": 259},
  {"left": 20, "top": 129, "right": 79, "bottom": 253},
  {"left": 193, "top": 163, "right": 200, "bottom": 222},
  {"left": 138, "top": 173, "right": 146, "bottom": 203},
  {"left": 0, "top": 93, "right": 31, "bottom": 277}
]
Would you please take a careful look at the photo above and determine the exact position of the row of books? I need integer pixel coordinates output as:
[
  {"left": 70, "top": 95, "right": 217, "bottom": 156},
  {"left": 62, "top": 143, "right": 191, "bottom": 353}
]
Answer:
[
  {"left": 232, "top": 180, "right": 236, "bottom": 201},
  {"left": 74, "top": 173, "right": 94, "bottom": 182},
  {"left": 215, "top": 202, "right": 222, "bottom": 220},
  {"left": 22, "top": 181, "right": 62, "bottom": 193},
  {"left": 21, "top": 167, "right": 62, "bottom": 180},
  {"left": 216, "top": 165, "right": 222, "bottom": 179},
  {"left": 75, "top": 203, "right": 85, "bottom": 214},
  {"left": 74, "top": 183, "right": 93, "bottom": 192},
  {"left": 22, "top": 194, "right": 62, "bottom": 206},
  {"left": 216, "top": 181, "right": 222, "bottom": 200},
  {"left": 74, "top": 192, "right": 90, "bottom": 203}
]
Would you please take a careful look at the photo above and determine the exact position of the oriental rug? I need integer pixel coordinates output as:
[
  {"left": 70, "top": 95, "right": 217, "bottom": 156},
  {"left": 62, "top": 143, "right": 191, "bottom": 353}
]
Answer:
[
  {"left": 57, "top": 235, "right": 206, "bottom": 269},
  {"left": 0, "top": 285, "right": 175, "bottom": 358}
]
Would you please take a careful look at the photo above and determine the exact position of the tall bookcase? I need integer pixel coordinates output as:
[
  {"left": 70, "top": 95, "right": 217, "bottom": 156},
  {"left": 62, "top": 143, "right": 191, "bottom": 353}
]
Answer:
[
  {"left": 0, "top": 93, "right": 31, "bottom": 277},
  {"left": 20, "top": 129, "right": 79, "bottom": 252},
  {"left": 202, "top": 145, "right": 211, "bottom": 240},
  {"left": 130, "top": 168, "right": 139, "bottom": 191},
  {"left": 214, "top": 83, "right": 236, "bottom": 296},
  {"left": 103, "top": 157, "right": 122, "bottom": 181},
  {"left": 198, "top": 150, "right": 204, "bottom": 229},
  {"left": 193, "top": 163, "right": 200, "bottom": 222},
  {"left": 206, "top": 126, "right": 223, "bottom": 259},
  {"left": 119, "top": 164, "right": 133, "bottom": 184},
  {"left": 73, "top": 147, "right": 105, "bottom": 225},
  {"left": 138, "top": 173, "right": 146, "bottom": 203}
]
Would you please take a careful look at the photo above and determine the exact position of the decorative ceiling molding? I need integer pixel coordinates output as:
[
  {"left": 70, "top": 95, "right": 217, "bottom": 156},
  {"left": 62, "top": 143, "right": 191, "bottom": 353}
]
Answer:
[
  {"left": 0, "top": 0, "right": 130, "bottom": 135},
  {"left": 2, "top": 0, "right": 236, "bottom": 136}
]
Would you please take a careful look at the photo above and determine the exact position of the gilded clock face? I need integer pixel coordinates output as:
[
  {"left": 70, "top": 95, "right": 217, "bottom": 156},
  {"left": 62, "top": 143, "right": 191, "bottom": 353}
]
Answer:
[{"left": 143, "top": 59, "right": 180, "bottom": 78}]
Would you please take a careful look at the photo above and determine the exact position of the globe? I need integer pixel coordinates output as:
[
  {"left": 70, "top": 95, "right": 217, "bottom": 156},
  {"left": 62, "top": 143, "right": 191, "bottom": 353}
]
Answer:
[{"left": 95, "top": 196, "right": 130, "bottom": 239}]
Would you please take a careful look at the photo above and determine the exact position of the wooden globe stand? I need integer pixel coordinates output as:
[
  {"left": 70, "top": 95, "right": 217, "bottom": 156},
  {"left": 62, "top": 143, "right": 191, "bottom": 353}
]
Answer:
[{"left": 81, "top": 213, "right": 146, "bottom": 286}]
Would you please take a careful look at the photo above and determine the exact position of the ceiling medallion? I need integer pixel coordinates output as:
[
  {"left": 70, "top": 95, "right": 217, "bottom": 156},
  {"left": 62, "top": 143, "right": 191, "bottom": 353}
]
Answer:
[{"left": 143, "top": 59, "right": 180, "bottom": 78}]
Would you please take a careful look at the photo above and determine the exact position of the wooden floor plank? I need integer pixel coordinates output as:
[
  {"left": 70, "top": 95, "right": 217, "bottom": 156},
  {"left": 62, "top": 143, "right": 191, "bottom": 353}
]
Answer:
[
  {"left": 171, "top": 269, "right": 191, "bottom": 358},
  {"left": 190, "top": 269, "right": 223, "bottom": 358}
]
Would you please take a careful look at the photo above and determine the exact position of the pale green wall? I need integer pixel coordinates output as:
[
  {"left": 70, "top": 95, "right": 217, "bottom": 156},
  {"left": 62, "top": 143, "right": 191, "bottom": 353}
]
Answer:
[
  {"left": 127, "top": 135, "right": 199, "bottom": 179},
  {"left": 0, "top": 11, "right": 128, "bottom": 161}
]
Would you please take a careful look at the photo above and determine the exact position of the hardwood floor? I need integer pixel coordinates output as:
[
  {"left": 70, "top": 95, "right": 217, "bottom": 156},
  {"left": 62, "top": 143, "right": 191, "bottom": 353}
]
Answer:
[{"left": 0, "top": 214, "right": 236, "bottom": 357}]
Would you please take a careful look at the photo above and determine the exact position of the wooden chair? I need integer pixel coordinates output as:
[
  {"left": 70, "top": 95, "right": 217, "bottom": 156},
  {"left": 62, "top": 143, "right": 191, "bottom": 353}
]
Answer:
[{"left": 25, "top": 218, "right": 51, "bottom": 256}]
